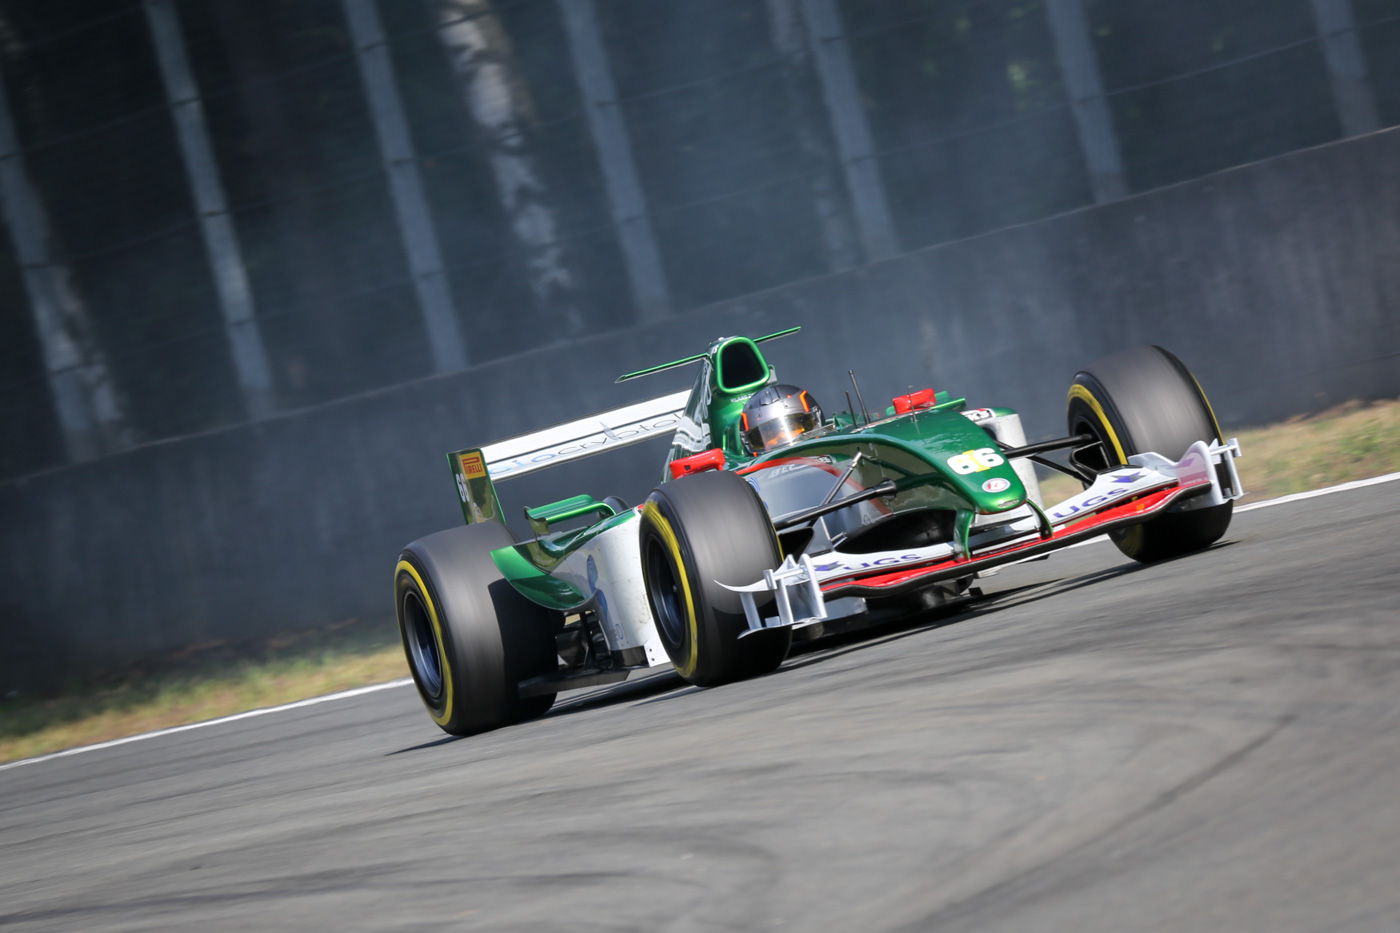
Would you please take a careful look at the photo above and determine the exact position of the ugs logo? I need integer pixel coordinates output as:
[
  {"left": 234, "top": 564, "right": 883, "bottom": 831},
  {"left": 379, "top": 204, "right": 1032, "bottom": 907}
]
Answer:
[
  {"left": 1050, "top": 486, "right": 1131, "bottom": 520},
  {"left": 815, "top": 553, "right": 922, "bottom": 573},
  {"left": 491, "top": 416, "right": 680, "bottom": 476}
]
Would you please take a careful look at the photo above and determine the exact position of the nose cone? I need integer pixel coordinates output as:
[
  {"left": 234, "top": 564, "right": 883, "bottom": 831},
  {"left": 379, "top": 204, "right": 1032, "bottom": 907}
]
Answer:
[
  {"left": 950, "top": 468, "right": 1026, "bottom": 514},
  {"left": 864, "top": 409, "right": 1030, "bottom": 514}
]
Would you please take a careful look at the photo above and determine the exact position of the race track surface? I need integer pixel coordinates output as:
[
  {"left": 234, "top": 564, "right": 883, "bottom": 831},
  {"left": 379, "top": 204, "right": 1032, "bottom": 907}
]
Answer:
[{"left": 3, "top": 484, "right": 1398, "bottom": 931}]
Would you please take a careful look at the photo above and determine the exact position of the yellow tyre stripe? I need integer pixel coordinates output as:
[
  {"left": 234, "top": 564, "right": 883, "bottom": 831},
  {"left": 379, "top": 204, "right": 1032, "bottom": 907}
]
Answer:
[
  {"left": 1067, "top": 383, "right": 1127, "bottom": 464},
  {"left": 642, "top": 502, "right": 699, "bottom": 679},
  {"left": 1068, "top": 383, "right": 1142, "bottom": 554},
  {"left": 396, "top": 559, "right": 455, "bottom": 727},
  {"left": 1191, "top": 374, "right": 1224, "bottom": 440}
]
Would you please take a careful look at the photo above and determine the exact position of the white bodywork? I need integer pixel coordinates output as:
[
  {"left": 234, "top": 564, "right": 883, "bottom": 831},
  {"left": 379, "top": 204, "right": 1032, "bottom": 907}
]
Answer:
[
  {"left": 481, "top": 389, "right": 690, "bottom": 480},
  {"left": 534, "top": 514, "right": 670, "bottom": 667},
  {"left": 467, "top": 391, "right": 691, "bottom": 671}
]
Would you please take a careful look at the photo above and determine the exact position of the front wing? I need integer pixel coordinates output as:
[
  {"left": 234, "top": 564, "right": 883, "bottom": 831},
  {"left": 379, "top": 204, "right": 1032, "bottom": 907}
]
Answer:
[{"left": 723, "top": 438, "right": 1244, "bottom": 636}]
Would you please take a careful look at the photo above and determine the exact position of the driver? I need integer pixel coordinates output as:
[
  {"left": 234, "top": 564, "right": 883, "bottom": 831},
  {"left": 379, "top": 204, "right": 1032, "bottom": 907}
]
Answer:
[{"left": 739, "top": 384, "right": 823, "bottom": 454}]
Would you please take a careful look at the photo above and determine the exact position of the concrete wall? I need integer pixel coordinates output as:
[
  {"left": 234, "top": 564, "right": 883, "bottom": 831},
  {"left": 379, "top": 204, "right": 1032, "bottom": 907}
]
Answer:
[{"left": 3, "top": 127, "right": 1397, "bottom": 693}]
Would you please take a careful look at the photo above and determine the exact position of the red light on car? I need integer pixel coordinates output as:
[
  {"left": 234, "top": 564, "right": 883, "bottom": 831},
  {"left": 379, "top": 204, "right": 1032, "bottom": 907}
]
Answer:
[
  {"left": 892, "top": 388, "right": 936, "bottom": 414},
  {"left": 668, "top": 448, "right": 726, "bottom": 479}
]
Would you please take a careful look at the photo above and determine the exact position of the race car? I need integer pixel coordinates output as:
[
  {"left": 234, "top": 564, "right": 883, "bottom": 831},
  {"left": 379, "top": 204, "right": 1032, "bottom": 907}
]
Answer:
[{"left": 394, "top": 328, "right": 1244, "bottom": 735}]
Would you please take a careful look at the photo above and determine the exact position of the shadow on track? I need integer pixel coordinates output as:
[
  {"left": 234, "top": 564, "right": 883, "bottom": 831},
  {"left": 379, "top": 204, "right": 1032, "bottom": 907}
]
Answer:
[
  {"left": 775, "top": 547, "right": 1196, "bottom": 675},
  {"left": 387, "top": 672, "right": 692, "bottom": 755},
  {"left": 387, "top": 734, "right": 468, "bottom": 755},
  {"left": 388, "top": 543, "right": 1232, "bottom": 751},
  {"left": 548, "top": 558, "right": 1173, "bottom": 710},
  {"left": 549, "top": 670, "right": 692, "bottom": 714},
  {"left": 972, "top": 540, "right": 1235, "bottom": 615}
]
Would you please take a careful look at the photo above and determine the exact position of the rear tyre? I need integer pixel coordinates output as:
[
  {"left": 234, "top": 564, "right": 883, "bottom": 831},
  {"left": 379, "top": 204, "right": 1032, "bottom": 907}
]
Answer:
[
  {"left": 395, "top": 522, "right": 559, "bottom": 735},
  {"left": 639, "top": 470, "right": 791, "bottom": 687},
  {"left": 1067, "top": 345, "right": 1233, "bottom": 563}
]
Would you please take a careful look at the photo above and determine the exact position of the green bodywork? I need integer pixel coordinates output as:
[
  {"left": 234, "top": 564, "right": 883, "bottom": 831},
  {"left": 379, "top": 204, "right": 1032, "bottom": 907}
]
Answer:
[
  {"left": 637, "top": 329, "right": 1040, "bottom": 561},
  {"left": 490, "top": 544, "right": 584, "bottom": 609},
  {"left": 641, "top": 329, "right": 1029, "bottom": 516},
  {"left": 524, "top": 494, "right": 619, "bottom": 538},
  {"left": 737, "top": 408, "right": 1040, "bottom": 558},
  {"left": 493, "top": 504, "right": 639, "bottom": 610},
  {"left": 657, "top": 332, "right": 786, "bottom": 472},
  {"left": 448, "top": 327, "right": 1037, "bottom": 608},
  {"left": 755, "top": 409, "right": 1027, "bottom": 511}
]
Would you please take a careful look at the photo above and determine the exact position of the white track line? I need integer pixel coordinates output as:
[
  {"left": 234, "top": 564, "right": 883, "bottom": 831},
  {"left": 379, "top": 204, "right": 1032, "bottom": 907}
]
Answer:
[
  {"left": 1035, "top": 471, "right": 1400, "bottom": 555},
  {"left": 6, "top": 471, "right": 1400, "bottom": 775},
  {"left": 1234, "top": 470, "right": 1400, "bottom": 511},
  {"left": 0, "top": 678, "right": 413, "bottom": 774}
]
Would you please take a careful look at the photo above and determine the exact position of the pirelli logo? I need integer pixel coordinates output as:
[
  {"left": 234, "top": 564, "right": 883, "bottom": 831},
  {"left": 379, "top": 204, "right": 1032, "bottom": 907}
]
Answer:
[{"left": 459, "top": 452, "right": 487, "bottom": 479}]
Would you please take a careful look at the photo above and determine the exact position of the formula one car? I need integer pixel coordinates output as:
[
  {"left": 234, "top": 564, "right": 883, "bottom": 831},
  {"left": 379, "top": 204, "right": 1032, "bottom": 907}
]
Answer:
[{"left": 395, "top": 328, "right": 1243, "bottom": 735}]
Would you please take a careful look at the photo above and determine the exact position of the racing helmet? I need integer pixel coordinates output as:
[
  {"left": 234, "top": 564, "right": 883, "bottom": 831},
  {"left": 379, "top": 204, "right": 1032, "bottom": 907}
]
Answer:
[{"left": 740, "top": 384, "right": 823, "bottom": 454}]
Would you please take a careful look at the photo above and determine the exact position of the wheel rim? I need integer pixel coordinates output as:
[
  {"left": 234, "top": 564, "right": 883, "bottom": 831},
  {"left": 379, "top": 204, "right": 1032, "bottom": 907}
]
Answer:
[
  {"left": 402, "top": 589, "right": 443, "bottom": 700},
  {"left": 1071, "top": 409, "right": 1138, "bottom": 546},
  {"left": 645, "top": 537, "right": 686, "bottom": 645},
  {"left": 1070, "top": 411, "right": 1119, "bottom": 476}
]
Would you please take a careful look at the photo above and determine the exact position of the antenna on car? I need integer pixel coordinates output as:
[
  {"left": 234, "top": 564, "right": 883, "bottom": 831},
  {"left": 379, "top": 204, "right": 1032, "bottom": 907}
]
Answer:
[
  {"left": 615, "top": 326, "right": 802, "bottom": 383},
  {"left": 753, "top": 325, "right": 802, "bottom": 343},
  {"left": 848, "top": 370, "right": 871, "bottom": 425},
  {"left": 614, "top": 352, "right": 707, "bottom": 383}
]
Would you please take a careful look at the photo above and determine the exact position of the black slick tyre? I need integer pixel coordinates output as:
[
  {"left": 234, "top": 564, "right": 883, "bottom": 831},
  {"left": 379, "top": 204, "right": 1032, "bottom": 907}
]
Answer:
[
  {"left": 639, "top": 470, "right": 790, "bottom": 687},
  {"left": 395, "top": 522, "right": 559, "bottom": 735},
  {"left": 1067, "top": 345, "right": 1233, "bottom": 563}
]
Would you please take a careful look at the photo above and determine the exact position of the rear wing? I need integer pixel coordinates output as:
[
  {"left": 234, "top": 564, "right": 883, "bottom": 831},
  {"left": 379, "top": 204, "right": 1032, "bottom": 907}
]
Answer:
[{"left": 448, "top": 389, "right": 690, "bottom": 525}]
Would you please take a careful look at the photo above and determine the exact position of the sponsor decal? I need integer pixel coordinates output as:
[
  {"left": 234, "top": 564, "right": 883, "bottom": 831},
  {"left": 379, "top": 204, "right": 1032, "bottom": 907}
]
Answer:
[
  {"left": 489, "top": 416, "right": 679, "bottom": 477},
  {"left": 459, "top": 451, "right": 487, "bottom": 479},
  {"left": 814, "top": 554, "right": 923, "bottom": 574},
  {"left": 947, "top": 447, "right": 1005, "bottom": 474},
  {"left": 741, "top": 454, "right": 837, "bottom": 479},
  {"left": 1112, "top": 471, "right": 1144, "bottom": 484},
  {"left": 755, "top": 459, "right": 831, "bottom": 478},
  {"left": 982, "top": 477, "right": 1011, "bottom": 493},
  {"left": 1175, "top": 449, "right": 1211, "bottom": 487},
  {"left": 961, "top": 408, "right": 996, "bottom": 423},
  {"left": 1048, "top": 475, "right": 1148, "bottom": 520}
]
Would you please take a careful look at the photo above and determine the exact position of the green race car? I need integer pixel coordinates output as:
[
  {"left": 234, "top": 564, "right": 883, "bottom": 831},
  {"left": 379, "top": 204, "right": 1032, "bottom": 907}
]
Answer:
[{"left": 395, "top": 328, "right": 1243, "bottom": 735}]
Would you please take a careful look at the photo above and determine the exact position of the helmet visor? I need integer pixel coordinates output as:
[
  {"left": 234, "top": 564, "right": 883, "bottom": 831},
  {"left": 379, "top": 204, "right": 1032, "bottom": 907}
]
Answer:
[{"left": 744, "top": 411, "right": 820, "bottom": 453}]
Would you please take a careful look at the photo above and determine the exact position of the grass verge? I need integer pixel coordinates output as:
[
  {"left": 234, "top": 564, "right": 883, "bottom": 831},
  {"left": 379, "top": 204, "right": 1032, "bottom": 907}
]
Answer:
[
  {"left": 1036, "top": 397, "right": 1400, "bottom": 506},
  {"left": 0, "top": 620, "right": 407, "bottom": 765},
  {"left": 3, "top": 398, "right": 1398, "bottom": 765}
]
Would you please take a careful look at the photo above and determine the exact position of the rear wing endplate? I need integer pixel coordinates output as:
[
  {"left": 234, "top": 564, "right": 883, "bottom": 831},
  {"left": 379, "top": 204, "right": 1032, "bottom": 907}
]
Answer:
[{"left": 449, "top": 389, "right": 690, "bottom": 525}]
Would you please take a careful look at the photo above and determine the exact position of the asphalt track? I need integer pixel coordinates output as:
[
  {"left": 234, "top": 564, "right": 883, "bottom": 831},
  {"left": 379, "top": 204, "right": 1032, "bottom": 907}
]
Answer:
[{"left": 2, "top": 482, "right": 1398, "bottom": 932}]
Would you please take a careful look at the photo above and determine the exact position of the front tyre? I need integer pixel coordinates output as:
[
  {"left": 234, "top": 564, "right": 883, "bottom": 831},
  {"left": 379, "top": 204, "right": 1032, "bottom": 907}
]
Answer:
[
  {"left": 640, "top": 470, "right": 791, "bottom": 687},
  {"left": 395, "top": 522, "right": 559, "bottom": 735},
  {"left": 1067, "top": 345, "right": 1233, "bottom": 563}
]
